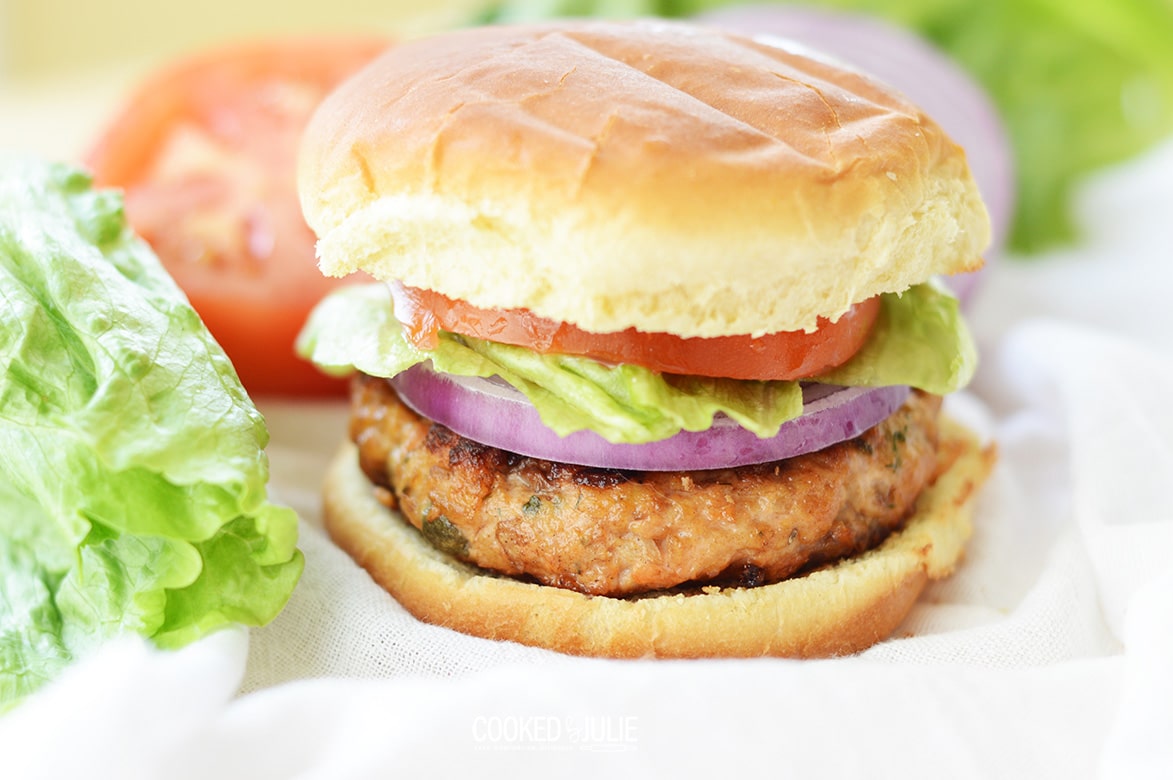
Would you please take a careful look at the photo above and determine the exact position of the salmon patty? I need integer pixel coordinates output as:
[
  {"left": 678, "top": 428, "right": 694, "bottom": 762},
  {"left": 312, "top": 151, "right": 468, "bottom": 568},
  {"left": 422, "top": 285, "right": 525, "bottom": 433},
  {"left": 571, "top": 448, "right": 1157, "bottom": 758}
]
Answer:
[{"left": 350, "top": 373, "right": 944, "bottom": 597}]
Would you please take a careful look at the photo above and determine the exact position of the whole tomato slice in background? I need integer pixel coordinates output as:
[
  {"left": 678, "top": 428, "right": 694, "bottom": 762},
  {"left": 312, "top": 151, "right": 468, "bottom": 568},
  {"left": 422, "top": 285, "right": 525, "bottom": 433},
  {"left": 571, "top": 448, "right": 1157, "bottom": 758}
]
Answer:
[{"left": 88, "top": 36, "right": 390, "bottom": 397}]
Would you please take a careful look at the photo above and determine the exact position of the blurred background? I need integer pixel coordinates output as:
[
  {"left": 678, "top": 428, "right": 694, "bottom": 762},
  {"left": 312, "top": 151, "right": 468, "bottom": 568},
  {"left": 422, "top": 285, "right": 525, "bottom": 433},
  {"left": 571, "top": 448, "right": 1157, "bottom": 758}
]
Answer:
[
  {"left": 0, "top": 0, "right": 475, "bottom": 159},
  {"left": 2, "top": 0, "right": 1171, "bottom": 255},
  {"left": 0, "top": 0, "right": 478, "bottom": 77}
]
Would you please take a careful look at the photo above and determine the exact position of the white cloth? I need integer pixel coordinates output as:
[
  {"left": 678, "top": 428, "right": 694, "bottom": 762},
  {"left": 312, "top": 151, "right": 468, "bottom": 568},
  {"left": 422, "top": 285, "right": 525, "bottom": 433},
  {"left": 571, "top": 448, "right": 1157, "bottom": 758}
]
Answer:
[{"left": 3, "top": 136, "right": 1173, "bottom": 778}]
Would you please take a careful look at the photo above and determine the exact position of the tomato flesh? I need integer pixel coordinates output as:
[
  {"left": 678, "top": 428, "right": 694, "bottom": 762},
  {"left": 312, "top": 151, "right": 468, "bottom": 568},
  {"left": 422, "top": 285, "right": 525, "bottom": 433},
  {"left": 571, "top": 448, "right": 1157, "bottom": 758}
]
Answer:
[
  {"left": 88, "top": 37, "right": 389, "bottom": 397},
  {"left": 392, "top": 283, "right": 880, "bottom": 381}
]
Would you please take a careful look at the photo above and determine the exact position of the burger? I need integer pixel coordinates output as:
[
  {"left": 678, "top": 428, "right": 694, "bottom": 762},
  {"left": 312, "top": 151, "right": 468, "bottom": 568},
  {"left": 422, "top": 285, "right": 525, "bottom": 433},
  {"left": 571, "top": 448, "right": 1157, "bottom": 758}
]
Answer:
[{"left": 296, "top": 20, "right": 996, "bottom": 658}]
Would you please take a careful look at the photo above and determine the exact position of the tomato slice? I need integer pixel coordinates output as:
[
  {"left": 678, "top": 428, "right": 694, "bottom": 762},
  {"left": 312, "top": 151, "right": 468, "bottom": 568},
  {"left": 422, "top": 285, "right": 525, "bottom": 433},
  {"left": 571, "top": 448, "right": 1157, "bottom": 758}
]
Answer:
[
  {"left": 391, "top": 283, "right": 881, "bottom": 381},
  {"left": 87, "top": 37, "right": 390, "bottom": 397}
]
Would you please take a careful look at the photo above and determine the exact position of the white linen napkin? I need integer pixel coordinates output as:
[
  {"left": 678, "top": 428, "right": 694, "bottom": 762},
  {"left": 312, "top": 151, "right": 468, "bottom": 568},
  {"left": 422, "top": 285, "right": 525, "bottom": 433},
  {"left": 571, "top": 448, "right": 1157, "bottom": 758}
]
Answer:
[{"left": 3, "top": 138, "right": 1171, "bottom": 779}]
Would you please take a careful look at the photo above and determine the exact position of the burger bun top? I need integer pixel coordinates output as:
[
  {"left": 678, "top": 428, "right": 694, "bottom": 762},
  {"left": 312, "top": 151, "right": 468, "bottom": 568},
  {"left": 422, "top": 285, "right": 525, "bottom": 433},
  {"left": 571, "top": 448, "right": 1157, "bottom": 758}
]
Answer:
[{"left": 299, "top": 20, "right": 990, "bottom": 338}]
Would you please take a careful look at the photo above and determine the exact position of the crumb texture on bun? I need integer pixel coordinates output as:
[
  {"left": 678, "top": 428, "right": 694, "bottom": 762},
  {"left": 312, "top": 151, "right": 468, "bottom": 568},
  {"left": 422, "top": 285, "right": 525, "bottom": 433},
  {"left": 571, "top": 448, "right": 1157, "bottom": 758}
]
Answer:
[
  {"left": 299, "top": 20, "right": 991, "bottom": 338},
  {"left": 323, "top": 419, "right": 996, "bottom": 658}
]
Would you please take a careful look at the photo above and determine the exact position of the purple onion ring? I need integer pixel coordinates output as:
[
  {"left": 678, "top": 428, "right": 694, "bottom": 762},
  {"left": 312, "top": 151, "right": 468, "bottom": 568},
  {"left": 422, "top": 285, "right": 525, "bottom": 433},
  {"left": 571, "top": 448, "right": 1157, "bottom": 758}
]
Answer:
[{"left": 391, "top": 364, "right": 910, "bottom": 471}]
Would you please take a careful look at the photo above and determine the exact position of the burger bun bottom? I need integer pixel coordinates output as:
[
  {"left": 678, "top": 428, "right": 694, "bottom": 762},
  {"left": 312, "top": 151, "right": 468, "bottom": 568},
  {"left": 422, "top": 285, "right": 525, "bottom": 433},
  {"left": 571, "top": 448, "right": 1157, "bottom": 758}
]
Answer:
[{"left": 322, "top": 418, "right": 995, "bottom": 658}]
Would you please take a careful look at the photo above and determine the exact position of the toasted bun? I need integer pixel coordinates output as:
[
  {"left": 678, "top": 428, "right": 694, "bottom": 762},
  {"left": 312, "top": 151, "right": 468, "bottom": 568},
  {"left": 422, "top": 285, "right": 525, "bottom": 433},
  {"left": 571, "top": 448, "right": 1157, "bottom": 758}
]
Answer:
[
  {"left": 322, "top": 418, "right": 995, "bottom": 658},
  {"left": 299, "top": 20, "right": 990, "bottom": 338}
]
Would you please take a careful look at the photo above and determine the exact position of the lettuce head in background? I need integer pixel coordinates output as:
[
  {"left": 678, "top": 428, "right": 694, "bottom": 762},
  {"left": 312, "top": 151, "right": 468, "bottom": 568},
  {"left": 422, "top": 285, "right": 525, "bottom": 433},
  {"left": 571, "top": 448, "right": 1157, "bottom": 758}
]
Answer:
[
  {"left": 483, "top": 0, "right": 1173, "bottom": 253},
  {"left": 0, "top": 158, "right": 303, "bottom": 711}
]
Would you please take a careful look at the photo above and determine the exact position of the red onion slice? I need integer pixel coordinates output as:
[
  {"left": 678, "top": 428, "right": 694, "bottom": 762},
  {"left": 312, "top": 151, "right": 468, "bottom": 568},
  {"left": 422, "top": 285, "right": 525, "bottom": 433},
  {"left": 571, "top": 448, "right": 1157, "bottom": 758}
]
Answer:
[
  {"left": 697, "top": 5, "right": 1014, "bottom": 302},
  {"left": 391, "top": 364, "right": 910, "bottom": 471}
]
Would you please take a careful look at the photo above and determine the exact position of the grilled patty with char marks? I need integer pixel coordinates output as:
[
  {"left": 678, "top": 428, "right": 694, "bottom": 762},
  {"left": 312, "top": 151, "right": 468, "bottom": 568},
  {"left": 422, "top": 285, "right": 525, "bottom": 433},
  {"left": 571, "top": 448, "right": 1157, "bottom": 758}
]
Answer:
[{"left": 349, "top": 373, "right": 943, "bottom": 597}]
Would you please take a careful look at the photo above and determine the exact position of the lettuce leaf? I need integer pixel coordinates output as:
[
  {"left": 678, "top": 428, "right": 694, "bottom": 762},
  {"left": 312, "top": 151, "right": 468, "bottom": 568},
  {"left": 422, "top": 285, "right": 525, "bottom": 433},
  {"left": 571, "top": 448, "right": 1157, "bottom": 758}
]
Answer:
[
  {"left": 0, "top": 158, "right": 303, "bottom": 711},
  {"left": 297, "top": 281, "right": 975, "bottom": 444},
  {"left": 815, "top": 282, "right": 976, "bottom": 393},
  {"left": 480, "top": 0, "right": 1173, "bottom": 252}
]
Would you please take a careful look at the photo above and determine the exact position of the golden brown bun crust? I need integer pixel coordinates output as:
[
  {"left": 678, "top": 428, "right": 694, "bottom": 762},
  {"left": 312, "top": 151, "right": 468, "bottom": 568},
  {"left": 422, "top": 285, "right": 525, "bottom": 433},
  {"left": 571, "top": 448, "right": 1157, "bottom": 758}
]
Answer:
[
  {"left": 299, "top": 20, "right": 990, "bottom": 338},
  {"left": 322, "top": 418, "right": 996, "bottom": 658}
]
